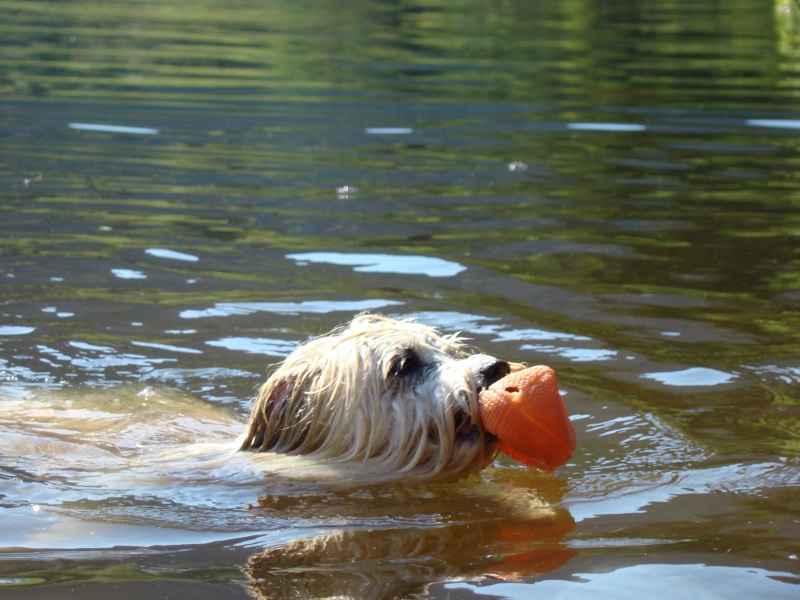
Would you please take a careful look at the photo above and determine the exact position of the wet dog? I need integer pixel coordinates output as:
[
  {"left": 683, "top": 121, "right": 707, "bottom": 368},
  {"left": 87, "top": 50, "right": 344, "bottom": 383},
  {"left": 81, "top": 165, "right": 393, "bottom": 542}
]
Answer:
[
  {"left": 239, "top": 313, "right": 516, "bottom": 485},
  {"left": 238, "top": 315, "right": 575, "bottom": 597}
]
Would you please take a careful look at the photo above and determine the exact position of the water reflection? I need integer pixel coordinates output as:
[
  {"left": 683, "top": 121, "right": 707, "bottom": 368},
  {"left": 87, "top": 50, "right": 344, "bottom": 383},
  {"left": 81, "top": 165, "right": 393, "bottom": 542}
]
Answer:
[
  {"left": 522, "top": 345, "right": 618, "bottom": 363},
  {"left": 287, "top": 251, "right": 467, "bottom": 277},
  {"left": 567, "top": 122, "right": 647, "bottom": 132},
  {"left": 364, "top": 127, "right": 414, "bottom": 134},
  {"left": 0, "top": 326, "right": 36, "bottom": 336},
  {"left": 206, "top": 336, "right": 297, "bottom": 357},
  {"left": 640, "top": 367, "right": 738, "bottom": 387},
  {"left": 247, "top": 511, "right": 575, "bottom": 600},
  {"left": 180, "top": 299, "right": 404, "bottom": 319},
  {"left": 746, "top": 119, "right": 800, "bottom": 129},
  {"left": 111, "top": 268, "right": 147, "bottom": 280},
  {"left": 68, "top": 122, "right": 160, "bottom": 135},
  {"left": 443, "top": 563, "right": 800, "bottom": 600},
  {"left": 130, "top": 340, "right": 203, "bottom": 355},
  {"left": 144, "top": 248, "right": 200, "bottom": 262}
]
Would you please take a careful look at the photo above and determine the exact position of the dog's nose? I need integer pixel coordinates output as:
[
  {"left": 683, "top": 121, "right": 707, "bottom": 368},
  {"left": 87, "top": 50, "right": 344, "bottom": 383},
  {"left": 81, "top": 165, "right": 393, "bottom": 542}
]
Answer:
[{"left": 479, "top": 360, "right": 511, "bottom": 387}]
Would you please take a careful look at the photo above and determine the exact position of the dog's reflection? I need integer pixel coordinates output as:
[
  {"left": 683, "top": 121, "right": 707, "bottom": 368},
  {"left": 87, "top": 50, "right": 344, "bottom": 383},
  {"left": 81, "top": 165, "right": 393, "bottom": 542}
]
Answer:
[{"left": 246, "top": 503, "right": 575, "bottom": 599}]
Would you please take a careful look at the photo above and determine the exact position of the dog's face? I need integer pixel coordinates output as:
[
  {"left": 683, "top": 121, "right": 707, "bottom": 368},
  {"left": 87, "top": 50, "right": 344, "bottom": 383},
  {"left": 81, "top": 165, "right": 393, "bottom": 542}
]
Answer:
[{"left": 240, "top": 314, "right": 512, "bottom": 484}]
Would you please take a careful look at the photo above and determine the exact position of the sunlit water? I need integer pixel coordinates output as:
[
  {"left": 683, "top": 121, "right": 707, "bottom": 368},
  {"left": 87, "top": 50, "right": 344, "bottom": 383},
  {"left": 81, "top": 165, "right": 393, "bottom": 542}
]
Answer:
[{"left": 2, "top": 0, "right": 800, "bottom": 598}]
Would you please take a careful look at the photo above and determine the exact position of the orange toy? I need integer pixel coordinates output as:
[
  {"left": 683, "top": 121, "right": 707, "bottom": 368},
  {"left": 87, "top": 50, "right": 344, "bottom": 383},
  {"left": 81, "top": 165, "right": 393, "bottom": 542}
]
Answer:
[{"left": 478, "top": 366, "right": 576, "bottom": 472}]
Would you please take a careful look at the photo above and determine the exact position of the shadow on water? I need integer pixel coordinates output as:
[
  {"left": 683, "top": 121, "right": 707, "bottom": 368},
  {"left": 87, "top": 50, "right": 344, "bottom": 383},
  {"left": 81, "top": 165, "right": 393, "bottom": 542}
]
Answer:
[{"left": 2, "top": 0, "right": 800, "bottom": 598}]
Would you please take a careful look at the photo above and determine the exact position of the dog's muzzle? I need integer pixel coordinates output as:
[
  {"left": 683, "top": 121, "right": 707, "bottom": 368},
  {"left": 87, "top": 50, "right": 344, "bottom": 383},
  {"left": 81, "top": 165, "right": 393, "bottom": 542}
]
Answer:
[{"left": 454, "top": 359, "right": 511, "bottom": 444}]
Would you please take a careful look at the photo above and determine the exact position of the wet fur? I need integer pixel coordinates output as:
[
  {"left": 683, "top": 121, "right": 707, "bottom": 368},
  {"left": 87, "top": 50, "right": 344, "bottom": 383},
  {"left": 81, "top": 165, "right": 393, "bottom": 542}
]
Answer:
[{"left": 239, "top": 314, "right": 515, "bottom": 484}]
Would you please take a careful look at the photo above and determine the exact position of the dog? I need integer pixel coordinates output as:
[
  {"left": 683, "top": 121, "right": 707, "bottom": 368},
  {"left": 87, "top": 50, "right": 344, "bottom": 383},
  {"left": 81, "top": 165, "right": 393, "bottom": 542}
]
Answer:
[{"left": 238, "top": 313, "right": 519, "bottom": 485}]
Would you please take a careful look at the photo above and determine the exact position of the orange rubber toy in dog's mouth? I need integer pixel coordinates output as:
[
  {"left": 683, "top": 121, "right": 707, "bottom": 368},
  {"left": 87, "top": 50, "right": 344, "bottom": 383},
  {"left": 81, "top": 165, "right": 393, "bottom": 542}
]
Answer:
[{"left": 478, "top": 365, "right": 576, "bottom": 472}]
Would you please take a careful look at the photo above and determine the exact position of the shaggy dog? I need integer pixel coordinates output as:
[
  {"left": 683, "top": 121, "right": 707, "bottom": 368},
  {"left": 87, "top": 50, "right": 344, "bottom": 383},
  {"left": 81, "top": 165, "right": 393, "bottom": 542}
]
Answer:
[{"left": 239, "top": 313, "right": 517, "bottom": 485}]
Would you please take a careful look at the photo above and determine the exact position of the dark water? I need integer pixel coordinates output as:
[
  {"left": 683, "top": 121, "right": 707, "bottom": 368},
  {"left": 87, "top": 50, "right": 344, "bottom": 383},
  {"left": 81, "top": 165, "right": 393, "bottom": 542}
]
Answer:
[{"left": 2, "top": 0, "right": 800, "bottom": 597}]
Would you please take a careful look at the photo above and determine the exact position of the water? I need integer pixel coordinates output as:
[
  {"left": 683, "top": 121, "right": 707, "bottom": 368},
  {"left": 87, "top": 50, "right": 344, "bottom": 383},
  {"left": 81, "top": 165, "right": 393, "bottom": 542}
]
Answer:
[{"left": 2, "top": 0, "right": 800, "bottom": 597}]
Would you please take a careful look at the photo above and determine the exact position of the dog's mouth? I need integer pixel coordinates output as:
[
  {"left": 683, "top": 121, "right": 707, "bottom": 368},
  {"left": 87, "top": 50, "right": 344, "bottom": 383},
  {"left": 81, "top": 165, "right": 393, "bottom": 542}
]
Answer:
[
  {"left": 457, "top": 360, "right": 512, "bottom": 445},
  {"left": 454, "top": 406, "right": 496, "bottom": 445},
  {"left": 453, "top": 373, "right": 508, "bottom": 446},
  {"left": 455, "top": 408, "right": 475, "bottom": 437}
]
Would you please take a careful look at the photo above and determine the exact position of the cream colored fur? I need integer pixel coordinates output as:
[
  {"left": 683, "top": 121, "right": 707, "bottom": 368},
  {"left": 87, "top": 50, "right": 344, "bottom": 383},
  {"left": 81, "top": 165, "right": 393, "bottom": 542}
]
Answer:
[{"left": 239, "top": 314, "right": 511, "bottom": 484}]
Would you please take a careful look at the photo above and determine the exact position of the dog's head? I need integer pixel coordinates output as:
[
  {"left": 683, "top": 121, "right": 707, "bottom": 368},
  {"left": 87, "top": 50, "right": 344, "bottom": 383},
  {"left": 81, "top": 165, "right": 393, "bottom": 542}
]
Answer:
[{"left": 240, "top": 314, "right": 513, "bottom": 483}]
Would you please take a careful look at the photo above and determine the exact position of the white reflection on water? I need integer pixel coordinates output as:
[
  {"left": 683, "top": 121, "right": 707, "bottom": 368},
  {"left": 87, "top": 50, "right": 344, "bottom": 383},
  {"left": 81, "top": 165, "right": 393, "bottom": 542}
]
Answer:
[
  {"left": 69, "top": 341, "right": 113, "bottom": 352},
  {"left": 492, "top": 328, "right": 592, "bottom": 342},
  {"left": 364, "top": 127, "right": 413, "bottom": 134},
  {"left": 746, "top": 119, "right": 800, "bottom": 130},
  {"left": 206, "top": 336, "right": 298, "bottom": 357},
  {"left": 41, "top": 306, "right": 74, "bottom": 318},
  {"left": 141, "top": 366, "right": 256, "bottom": 386},
  {"left": 567, "top": 122, "right": 647, "bottom": 132},
  {"left": 67, "top": 122, "right": 159, "bottom": 135},
  {"left": 748, "top": 363, "right": 800, "bottom": 385},
  {"left": 446, "top": 563, "right": 800, "bottom": 599},
  {"left": 0, "top": 326, "right": 36, "bottom": 336},
  {"left": 640, "top": 367, "right": 737, "bottom": 386},
  {"left": 409, "top": 312, "right": 617, "bottom": 364},
  {"left": 35, "top": 341, "right": 180, "bottom": 377},
  {"left": 414, "top": 315, "right": 599, "bottom": 347},
  {"left": 111, "top": 268, "right": 147, "bottom": 280},
  {"left": 130, "top": 341, "right": 203, "bottom": 355},
  {"left": 144, "top": 248, "right": 199, "bottom": 262},
  {"left": 287, "top": 252, "right": 467, "bottom": 277},
  {"left": 180, "top": 298, "right": 403, "bottom": 319},
  {"left": 2, "top": 506, "right": 249, "bottom": 550},
  {"left": 520, "top": 344, "right": 617, "bottom": 362},
  {"left": 411, "top": 311, "right": 503, "bottom": 334}
]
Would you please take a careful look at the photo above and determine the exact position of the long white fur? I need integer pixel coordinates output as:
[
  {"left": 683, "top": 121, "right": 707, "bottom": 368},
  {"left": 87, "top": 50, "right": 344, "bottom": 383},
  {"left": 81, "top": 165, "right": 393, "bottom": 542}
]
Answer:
[{"left": 240, "top": 314, "right": 502, "bottom": 484}]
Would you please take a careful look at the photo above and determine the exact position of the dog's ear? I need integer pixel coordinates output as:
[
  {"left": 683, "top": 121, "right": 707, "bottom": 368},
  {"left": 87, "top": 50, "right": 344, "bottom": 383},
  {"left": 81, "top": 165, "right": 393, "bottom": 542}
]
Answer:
[{"left": 240, "top": 376, "right": 292, "bottom": 452}]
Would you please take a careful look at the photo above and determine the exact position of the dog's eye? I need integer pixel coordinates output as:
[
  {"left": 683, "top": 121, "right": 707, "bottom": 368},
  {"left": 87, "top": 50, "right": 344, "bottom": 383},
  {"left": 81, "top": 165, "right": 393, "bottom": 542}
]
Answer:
[{"left": 388, "top": 348, "right": 424, "bottom": 380}]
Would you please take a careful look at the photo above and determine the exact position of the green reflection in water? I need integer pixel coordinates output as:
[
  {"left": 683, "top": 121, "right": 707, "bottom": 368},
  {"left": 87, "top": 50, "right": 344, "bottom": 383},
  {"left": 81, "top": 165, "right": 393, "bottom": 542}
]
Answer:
[{"left": 0, "top": 0, "right": 792, "bottom": 106}]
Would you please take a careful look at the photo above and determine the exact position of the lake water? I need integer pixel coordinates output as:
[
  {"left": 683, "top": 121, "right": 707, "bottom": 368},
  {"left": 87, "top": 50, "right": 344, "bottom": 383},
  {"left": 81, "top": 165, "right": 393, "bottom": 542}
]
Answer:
[{"left": 2, "top": 0, "right": 800, "bottom": 598}]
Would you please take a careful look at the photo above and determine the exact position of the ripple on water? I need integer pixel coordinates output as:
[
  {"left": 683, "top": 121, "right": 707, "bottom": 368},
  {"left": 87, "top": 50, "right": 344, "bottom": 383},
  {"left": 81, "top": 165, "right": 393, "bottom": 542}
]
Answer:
[
  {"left": 144, "top": 248, "right": 199, "bottom": 262},
  {"left": 111, "top": 268, "right": 147, "bottom": 280},
  {"left": 640, "top": 367, "right": 738, "bottom": 387},
  {"left": 443, "top": 563, "right": 800, "bottom": 599},
  {"left": 287, "top": 252, "right": 467, "bottom": 277},
  {"left": 206, "top": 336, "right": 298, "bottom": 357},
  {"left": 0, "top": 326, "right": 36, "bottom": 336},
  {"left": 179, "top": 298, "right": 404, "bottom": 319}
]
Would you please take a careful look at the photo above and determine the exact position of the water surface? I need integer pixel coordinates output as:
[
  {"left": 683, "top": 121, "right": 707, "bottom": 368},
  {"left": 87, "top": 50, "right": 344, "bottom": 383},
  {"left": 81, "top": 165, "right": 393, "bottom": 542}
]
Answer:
[{"left": 2, "top": 0, "right": 800, "bottom": 598}]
